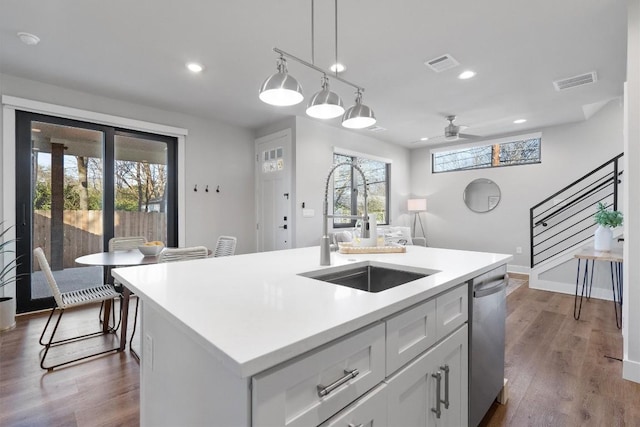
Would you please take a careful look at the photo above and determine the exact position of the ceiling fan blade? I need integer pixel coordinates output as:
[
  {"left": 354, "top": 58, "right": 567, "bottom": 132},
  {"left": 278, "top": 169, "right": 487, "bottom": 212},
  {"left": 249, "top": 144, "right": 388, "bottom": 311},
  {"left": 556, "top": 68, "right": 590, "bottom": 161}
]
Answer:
[{"left": 458, "top": 133, "right": 481, "bottom": 139}]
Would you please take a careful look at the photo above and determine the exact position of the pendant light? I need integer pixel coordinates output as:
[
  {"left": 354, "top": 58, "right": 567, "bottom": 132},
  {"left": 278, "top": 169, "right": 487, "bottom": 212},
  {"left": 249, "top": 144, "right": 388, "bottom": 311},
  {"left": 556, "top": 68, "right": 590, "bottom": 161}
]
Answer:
[
  {"left": 258, "top": 55, "right": 304, "bottom": 107},
  {"left": 342, "top": 90, "right": 376, "bottom": 129},
  {"left": 259, "top": 0, "right": 377, "bottom": 128},
  {"left": 306, "top": 75, "right": 344, "bottom": 119}
]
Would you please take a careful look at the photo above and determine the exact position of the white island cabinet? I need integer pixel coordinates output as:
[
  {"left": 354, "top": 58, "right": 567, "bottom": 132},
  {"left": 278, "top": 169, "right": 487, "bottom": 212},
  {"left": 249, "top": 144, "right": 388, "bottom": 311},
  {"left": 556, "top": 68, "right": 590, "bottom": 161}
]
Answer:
[{"left": 112, "top": 246, "right": 511, "bottom": 427}]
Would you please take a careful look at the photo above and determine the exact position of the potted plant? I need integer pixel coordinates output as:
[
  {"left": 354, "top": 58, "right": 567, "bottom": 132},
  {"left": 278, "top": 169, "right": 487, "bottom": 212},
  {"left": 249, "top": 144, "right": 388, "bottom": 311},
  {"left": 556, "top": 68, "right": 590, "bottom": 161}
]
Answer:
[
  {"left": 594, "top": 202, "right": 623, "bottom": 252},
  {"left": 0, "top": 223, "right": 19, "bottom": 331}
]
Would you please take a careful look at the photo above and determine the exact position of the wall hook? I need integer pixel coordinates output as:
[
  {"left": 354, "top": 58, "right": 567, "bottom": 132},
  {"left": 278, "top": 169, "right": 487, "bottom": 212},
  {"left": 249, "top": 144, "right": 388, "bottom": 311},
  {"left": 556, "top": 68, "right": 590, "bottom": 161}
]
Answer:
[
  {"left": 216, "top": 185, "right": 220, "bottom": 193},
  {"left": 194, "top": 184, "right": 198, "bottom": 192},
  {"left": 205, "top": 185, "right": 209, "bottom": 192}
]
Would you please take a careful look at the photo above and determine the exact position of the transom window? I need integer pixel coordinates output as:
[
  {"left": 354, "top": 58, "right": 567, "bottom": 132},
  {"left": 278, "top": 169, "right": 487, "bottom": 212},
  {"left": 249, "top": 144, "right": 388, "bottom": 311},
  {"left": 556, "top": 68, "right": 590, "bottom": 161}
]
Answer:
[
  {"left": 432, "top": 135, "right": 541, "bottom": 173},
  {"left": 332, "top": 153, "right": 390, "bottom": 228}
]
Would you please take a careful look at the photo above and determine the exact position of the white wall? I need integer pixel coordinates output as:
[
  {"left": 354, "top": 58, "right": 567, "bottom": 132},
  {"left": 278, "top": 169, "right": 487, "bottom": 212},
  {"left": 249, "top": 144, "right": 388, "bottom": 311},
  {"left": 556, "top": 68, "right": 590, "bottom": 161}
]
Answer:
[
  {"left": 410, "top": 99, "right": 624, "bottom": 271},
  {"left": 623, "top": 0, "right": 640, "bottom": 383},
  {"left": 0, "top": 73, "right": 256, "bottom": 255},
  {"left": 292, "top": 116, "right": 412, "bottom": 248}
]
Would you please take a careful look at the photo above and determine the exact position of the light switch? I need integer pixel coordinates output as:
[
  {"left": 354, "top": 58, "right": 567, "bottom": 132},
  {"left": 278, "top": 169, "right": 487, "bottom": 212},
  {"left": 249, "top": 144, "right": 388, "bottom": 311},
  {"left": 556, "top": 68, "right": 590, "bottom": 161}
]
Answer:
[{"left": 302, "top": 208, "right": 315, "bottom": 218}]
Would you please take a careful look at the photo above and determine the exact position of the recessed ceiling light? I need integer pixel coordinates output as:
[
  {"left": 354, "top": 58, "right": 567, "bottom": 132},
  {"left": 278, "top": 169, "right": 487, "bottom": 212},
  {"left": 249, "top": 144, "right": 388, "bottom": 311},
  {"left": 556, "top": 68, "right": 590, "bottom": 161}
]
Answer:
[
  {"left": 186, "top": 62, "right": 204, "bottom": 73},
  {"left": 17, "top": 32, "right": 40, "bottom": 46},
  {"left": 513, "top": 119, "right": 527, "bottom": 124},
  {"left": 420, "top": 137, "right": 429, "bottom": 141},
  {"left": 330, "top": 63, "right": 346, "bottom": 73},
  {"left": 458, "top": 70, "right": 476, "bottom": 80}
]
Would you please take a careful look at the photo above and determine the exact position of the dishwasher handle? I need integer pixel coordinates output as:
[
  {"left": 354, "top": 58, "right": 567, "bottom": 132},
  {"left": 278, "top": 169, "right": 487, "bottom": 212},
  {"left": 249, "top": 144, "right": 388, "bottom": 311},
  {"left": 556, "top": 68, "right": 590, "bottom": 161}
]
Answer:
[{"left": 473, "top": 275, "right": 508, "bottom": 298}]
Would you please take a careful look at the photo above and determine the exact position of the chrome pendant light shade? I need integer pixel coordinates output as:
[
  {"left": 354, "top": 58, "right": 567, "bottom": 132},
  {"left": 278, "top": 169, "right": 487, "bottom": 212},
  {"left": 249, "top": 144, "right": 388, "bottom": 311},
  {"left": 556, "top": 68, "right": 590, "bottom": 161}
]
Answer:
[
  {"left": 306, "top": 75, "right": 345, "bottom": 119},
  {"left": 342, "top": 90, "right": 376, "bottom": 129},
  {"left": 259, "top": 56, "right": 304, "bottom": 107},
  {"left": 260, "top": 1, "right": 377, "bottom": 127}
]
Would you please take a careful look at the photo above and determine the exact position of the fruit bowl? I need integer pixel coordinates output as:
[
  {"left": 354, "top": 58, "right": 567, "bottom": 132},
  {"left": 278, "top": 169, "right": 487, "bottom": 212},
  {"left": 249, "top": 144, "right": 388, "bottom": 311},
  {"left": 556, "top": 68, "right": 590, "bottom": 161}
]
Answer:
[{"left": 138, "top": 242, "right": 165, "bottom": 256}]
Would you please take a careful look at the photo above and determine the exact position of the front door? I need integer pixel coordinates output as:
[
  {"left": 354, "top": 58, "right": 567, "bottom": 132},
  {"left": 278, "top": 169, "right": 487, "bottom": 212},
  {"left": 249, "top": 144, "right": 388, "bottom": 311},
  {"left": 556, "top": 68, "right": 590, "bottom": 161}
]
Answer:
[{"left": 255, "top": 130, "right": 292, "bottom": 252}]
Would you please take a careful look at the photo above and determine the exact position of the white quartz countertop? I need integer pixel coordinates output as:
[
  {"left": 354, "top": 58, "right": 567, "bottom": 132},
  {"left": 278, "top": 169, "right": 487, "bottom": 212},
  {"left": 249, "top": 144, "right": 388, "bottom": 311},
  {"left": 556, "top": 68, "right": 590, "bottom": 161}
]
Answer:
[{"left": 113, "top": 246, "right": 512, "bottom": 378}]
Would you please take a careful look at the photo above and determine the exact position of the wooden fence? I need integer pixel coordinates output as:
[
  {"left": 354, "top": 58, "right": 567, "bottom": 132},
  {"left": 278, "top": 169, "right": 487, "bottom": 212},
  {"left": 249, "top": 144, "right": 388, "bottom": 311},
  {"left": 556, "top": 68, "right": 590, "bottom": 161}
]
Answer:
[{"left": 34, "top": 210, "right": 167, "bottom": 270}]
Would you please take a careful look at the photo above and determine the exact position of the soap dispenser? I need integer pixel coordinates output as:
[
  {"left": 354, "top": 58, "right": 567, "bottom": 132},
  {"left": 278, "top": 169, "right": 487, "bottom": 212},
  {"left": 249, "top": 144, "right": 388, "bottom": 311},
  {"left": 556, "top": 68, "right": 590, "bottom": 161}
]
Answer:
[{"left": 361, "top": 214, "right": 378, "bottom": 247}]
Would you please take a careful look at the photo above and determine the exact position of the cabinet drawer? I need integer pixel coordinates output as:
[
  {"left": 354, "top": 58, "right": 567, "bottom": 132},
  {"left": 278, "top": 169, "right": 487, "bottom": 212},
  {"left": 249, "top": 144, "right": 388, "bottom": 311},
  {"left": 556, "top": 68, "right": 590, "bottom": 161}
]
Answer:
[
  {"left": 318, "top": 383, "right": 387, "bottom": 427},
  {"left": 385, "top": 298, "right": 437, "bottom": 375},
  {"left": 436, "top": 284, "right": 468, "bottom": 340},
  {"left": 252, "top": 323, "right": 385, "bottom": 427}
]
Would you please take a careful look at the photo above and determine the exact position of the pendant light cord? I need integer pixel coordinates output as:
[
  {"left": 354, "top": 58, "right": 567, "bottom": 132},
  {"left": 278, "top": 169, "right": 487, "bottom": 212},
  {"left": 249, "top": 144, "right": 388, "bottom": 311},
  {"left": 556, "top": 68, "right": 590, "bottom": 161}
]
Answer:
[
  {"left": 334, "top": 0, "right": 338, "bottom": 77},
  {"left": 311, "top": 0, "right": 315, "bottom": 65}
]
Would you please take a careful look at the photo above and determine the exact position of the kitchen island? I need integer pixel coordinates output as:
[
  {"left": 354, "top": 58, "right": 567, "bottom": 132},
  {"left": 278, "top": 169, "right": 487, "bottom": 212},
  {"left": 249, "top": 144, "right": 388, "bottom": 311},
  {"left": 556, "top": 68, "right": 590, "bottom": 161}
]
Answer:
[{"left": 113, "top": 245, "right": 511, "bottom": 426}]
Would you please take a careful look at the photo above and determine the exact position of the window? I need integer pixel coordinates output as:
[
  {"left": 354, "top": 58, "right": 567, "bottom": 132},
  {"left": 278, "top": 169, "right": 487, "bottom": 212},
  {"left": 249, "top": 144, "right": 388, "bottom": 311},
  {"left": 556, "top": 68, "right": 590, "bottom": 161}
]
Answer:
[
  {"left": 333, "top": 153, "right": 390, "bottom": 227},
  {"left": 432, "top": 135, "right": 541, "bottom": 173}
]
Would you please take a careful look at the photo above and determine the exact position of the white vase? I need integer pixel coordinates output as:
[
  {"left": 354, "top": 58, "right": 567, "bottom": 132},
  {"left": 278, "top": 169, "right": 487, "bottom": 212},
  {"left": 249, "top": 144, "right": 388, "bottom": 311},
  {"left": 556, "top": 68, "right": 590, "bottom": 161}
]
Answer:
[
  {"left": 594, "top": 225, "right": 613, "bottom": 252},
  {"left": 0, "top": 296, "right": 16, "bottom": 331}
]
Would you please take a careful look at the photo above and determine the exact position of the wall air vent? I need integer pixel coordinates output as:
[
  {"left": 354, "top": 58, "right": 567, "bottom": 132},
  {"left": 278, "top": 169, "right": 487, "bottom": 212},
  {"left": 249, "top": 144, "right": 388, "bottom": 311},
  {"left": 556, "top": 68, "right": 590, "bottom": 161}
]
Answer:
[
  {"left": 553, "top": 71, "right": 598, "bottom": 91},
  {"left": 368, "top": 126, "right": 387, "bottom": 133},
  {"left": 424, "top": 54, "right": 460, "bottom": 73}
]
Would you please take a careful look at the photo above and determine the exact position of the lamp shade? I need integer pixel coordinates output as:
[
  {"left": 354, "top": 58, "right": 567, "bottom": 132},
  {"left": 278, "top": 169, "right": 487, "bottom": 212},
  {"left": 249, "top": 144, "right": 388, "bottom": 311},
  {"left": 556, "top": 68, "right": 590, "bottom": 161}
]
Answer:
[
  {"left": 259, "top": 57, "right": 304, "bottom": 107},
  {"left": 341, "top": 103, "right": 376, "bottom": 128},
  {"left": 259, "top": 71, "right": 304, "bottom": 106},
  {"left": 306, "top": 78, "right": 344, "bottom": 119},
  {"left": 407, "top": 198, "right": 427, "bottom": 212},
  {"left": 342, "top": 90, "right": 376, "bottom": 129}
]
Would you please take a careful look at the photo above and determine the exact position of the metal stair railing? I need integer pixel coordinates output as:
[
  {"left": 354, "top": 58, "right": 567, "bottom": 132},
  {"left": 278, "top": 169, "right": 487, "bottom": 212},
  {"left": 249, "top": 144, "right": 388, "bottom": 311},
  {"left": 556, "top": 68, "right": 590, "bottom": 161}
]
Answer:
[{"left": 530, "top": 153, "right": 623, "bottom": 267}]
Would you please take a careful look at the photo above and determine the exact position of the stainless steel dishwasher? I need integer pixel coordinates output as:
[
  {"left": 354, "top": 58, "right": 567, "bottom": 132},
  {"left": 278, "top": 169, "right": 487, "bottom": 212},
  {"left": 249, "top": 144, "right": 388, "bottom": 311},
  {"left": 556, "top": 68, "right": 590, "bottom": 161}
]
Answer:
[{"left": 469, "top": 264, "right": 508, "bottom": 427}]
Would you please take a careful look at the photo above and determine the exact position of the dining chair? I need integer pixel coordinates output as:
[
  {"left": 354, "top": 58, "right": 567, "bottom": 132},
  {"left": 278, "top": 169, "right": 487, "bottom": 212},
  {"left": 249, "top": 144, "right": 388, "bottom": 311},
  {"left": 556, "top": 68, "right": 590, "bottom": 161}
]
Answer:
[
  {"left": 129, "top": 245, "right": 210, "bottom": 360},
  {"left": 109, "top": 236, "right": 147, "bottom": 251},
  {"left": 214, "top": 236, "right": 237, "bottom": 257},
  {"left": 99, "top": 236, "right": 148, "bottom": 326},
  {"left": 33, "top": 247, "right": 121, "bottom": 371}
]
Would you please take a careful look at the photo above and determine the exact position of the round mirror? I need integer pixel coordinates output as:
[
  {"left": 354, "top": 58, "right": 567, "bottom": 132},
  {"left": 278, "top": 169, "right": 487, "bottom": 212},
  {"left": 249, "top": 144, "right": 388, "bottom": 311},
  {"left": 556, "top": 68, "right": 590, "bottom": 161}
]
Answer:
[{"left": 463, "top": 179, "right": 501, "bottom": 213}]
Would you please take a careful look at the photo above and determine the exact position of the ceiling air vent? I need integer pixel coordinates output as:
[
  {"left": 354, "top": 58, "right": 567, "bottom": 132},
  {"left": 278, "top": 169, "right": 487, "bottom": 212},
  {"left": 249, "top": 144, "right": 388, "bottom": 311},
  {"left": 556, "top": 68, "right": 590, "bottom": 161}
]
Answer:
[
  {"left": 368, "top": 126, "right": 387, "bottom": 133},
  {"left": 553, "top": 71, "right": 598, "bottom": 91},
  {"left": 424, "top": 54, "right": 460, "bottom": 73}
]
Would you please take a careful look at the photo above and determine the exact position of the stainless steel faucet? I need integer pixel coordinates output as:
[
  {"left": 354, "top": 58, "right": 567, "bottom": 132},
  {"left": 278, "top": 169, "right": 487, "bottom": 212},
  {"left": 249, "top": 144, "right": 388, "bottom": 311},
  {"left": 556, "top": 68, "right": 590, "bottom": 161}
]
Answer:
[{"left": 321, "top": 162, "right": 369, "bottom": 265}]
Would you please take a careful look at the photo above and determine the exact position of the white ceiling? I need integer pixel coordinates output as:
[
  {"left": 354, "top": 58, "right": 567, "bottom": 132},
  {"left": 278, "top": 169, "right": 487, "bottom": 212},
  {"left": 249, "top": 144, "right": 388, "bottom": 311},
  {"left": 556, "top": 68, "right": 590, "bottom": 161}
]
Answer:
[{"left": 0, "top": 0, "right": 627, "bottom": 148}]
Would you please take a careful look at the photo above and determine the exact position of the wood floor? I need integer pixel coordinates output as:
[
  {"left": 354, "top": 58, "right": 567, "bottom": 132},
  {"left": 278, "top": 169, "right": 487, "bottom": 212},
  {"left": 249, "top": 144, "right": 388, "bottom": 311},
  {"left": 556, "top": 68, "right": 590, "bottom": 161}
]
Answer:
[{"left": 1, "top": 284, "right": 639, "bottom": 426}]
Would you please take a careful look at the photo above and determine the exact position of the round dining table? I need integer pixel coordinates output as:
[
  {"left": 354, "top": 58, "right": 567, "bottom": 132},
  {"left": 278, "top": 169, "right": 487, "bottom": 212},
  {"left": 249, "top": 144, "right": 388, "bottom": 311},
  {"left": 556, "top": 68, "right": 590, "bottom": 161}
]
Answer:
[{"left": 75, "top": 250, "right": 161, "bottom": 351}]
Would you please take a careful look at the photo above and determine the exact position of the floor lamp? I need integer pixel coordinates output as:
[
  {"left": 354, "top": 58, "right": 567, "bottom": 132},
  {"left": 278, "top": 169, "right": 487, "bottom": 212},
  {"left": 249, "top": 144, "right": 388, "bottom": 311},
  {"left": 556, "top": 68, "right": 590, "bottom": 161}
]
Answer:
[{"left": 408, "top": 198, "right": 427, "bottom": 243}]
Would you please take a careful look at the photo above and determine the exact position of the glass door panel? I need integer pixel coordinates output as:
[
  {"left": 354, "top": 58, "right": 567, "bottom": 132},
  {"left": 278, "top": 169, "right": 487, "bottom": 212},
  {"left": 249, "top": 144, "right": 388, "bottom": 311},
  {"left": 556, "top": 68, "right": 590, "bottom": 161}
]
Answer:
[
  {"left": 30, "top": 121, "right": 104, "bottom": 300},
  {"left": 15, "top": 111, "right": 177, "bottom": 313},
  {"left": 114, "top": 133, "right": 169, "bottom": 244}
]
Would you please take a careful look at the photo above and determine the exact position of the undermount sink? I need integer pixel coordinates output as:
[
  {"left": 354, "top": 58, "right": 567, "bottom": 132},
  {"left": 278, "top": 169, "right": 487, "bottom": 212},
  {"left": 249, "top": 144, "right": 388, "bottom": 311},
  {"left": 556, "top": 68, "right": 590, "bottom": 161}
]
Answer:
[{"left": 301, "top": 263, "right": 430, "bottom": 293}]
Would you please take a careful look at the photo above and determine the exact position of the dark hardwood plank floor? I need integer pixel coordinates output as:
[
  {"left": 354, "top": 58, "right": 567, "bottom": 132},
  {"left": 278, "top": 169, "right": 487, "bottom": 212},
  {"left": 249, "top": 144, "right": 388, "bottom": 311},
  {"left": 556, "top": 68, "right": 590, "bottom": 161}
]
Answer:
[
  {"left": 0, "top": 302, "right": 140, "bottom": 427},
  {"left": 1, "top": 284, "right": 639, "bottom": 426},
  {"left": 481, "top": 284, "right": 640, "bottom": 426}
]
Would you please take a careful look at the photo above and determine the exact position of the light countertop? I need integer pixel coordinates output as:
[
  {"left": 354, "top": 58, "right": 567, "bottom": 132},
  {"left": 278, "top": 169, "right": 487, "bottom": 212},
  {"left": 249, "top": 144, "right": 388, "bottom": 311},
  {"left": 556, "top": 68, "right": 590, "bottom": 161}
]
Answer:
[{"left": 113, "top": 246, "right": 512, "bottom": 378}]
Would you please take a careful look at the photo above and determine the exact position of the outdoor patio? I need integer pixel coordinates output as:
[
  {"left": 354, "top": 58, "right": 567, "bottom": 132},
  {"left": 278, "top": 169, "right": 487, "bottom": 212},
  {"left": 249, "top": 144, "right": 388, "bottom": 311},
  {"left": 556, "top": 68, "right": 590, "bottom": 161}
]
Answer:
[{"left": 31, "top": 265, "right": 103, "bottom": 299}]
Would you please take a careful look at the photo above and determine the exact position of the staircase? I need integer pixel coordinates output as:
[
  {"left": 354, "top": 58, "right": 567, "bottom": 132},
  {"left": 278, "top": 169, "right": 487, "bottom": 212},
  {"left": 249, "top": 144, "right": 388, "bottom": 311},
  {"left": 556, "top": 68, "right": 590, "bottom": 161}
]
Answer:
[{"left": 529, "top": 153, "right": 623, "bottom": 298}]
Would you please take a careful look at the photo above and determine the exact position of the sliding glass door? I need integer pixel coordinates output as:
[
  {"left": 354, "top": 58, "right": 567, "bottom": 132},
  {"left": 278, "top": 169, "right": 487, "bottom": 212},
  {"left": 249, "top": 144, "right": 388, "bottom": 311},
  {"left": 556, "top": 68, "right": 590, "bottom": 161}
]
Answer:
[{"left": 15, "top": 112, "right": 177, "bottom": 313}]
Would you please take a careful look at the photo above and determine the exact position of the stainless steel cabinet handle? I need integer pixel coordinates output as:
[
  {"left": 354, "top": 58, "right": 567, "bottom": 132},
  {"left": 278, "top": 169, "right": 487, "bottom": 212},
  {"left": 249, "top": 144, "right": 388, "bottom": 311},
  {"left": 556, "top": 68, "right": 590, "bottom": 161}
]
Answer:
[
  {"left": 347, "top": 424, "right": 364, "bottom": 427},
  {"left": 431, "top": 371, "right": 442, "bottom": 419},
  {"left": 317, "top": 368, "right": 359, "bottom": 397},
  {"left": 440, "top": 365, "right": 450, "bottom": 409}
]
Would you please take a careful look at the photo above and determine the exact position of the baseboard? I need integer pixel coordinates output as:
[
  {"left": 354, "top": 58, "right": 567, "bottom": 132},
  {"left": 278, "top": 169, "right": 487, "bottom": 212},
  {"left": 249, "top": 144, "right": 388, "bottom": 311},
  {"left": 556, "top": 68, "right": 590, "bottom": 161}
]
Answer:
[
  {"left": 529, "top": 279, "right": 614, "bottom": 301},
  {"left": 623, "top": 359, "right": 640, "bottom": 384},
  {"left": 507, "top": 264, "right": 530, "bottom": 275}
]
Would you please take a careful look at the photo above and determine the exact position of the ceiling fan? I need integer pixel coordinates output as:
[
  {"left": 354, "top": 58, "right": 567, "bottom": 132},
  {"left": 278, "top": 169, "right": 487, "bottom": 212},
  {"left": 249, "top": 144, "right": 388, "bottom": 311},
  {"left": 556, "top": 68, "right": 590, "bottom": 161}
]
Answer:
[
  {"left": 413, "top": 115, "right": 480, "bottom": 145},
  {"left": 441, "top": 115, "right": 479, "bottom": 141}
]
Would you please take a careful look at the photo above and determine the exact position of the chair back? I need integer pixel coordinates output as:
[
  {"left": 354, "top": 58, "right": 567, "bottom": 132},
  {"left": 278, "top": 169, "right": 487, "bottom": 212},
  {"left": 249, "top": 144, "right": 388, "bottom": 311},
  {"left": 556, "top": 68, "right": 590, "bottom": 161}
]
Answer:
[
  {"left": 33, "top": 248, "right": 64, "bottom": 307},
  {"left": 109, "top": 236, "right": 147, "bottom": 252},
  {"left": 158, "top": 246, "right": 209, "bottom": 263},
  {"left": 214, "top": 236, "right": 237, "bottom": 257}
]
